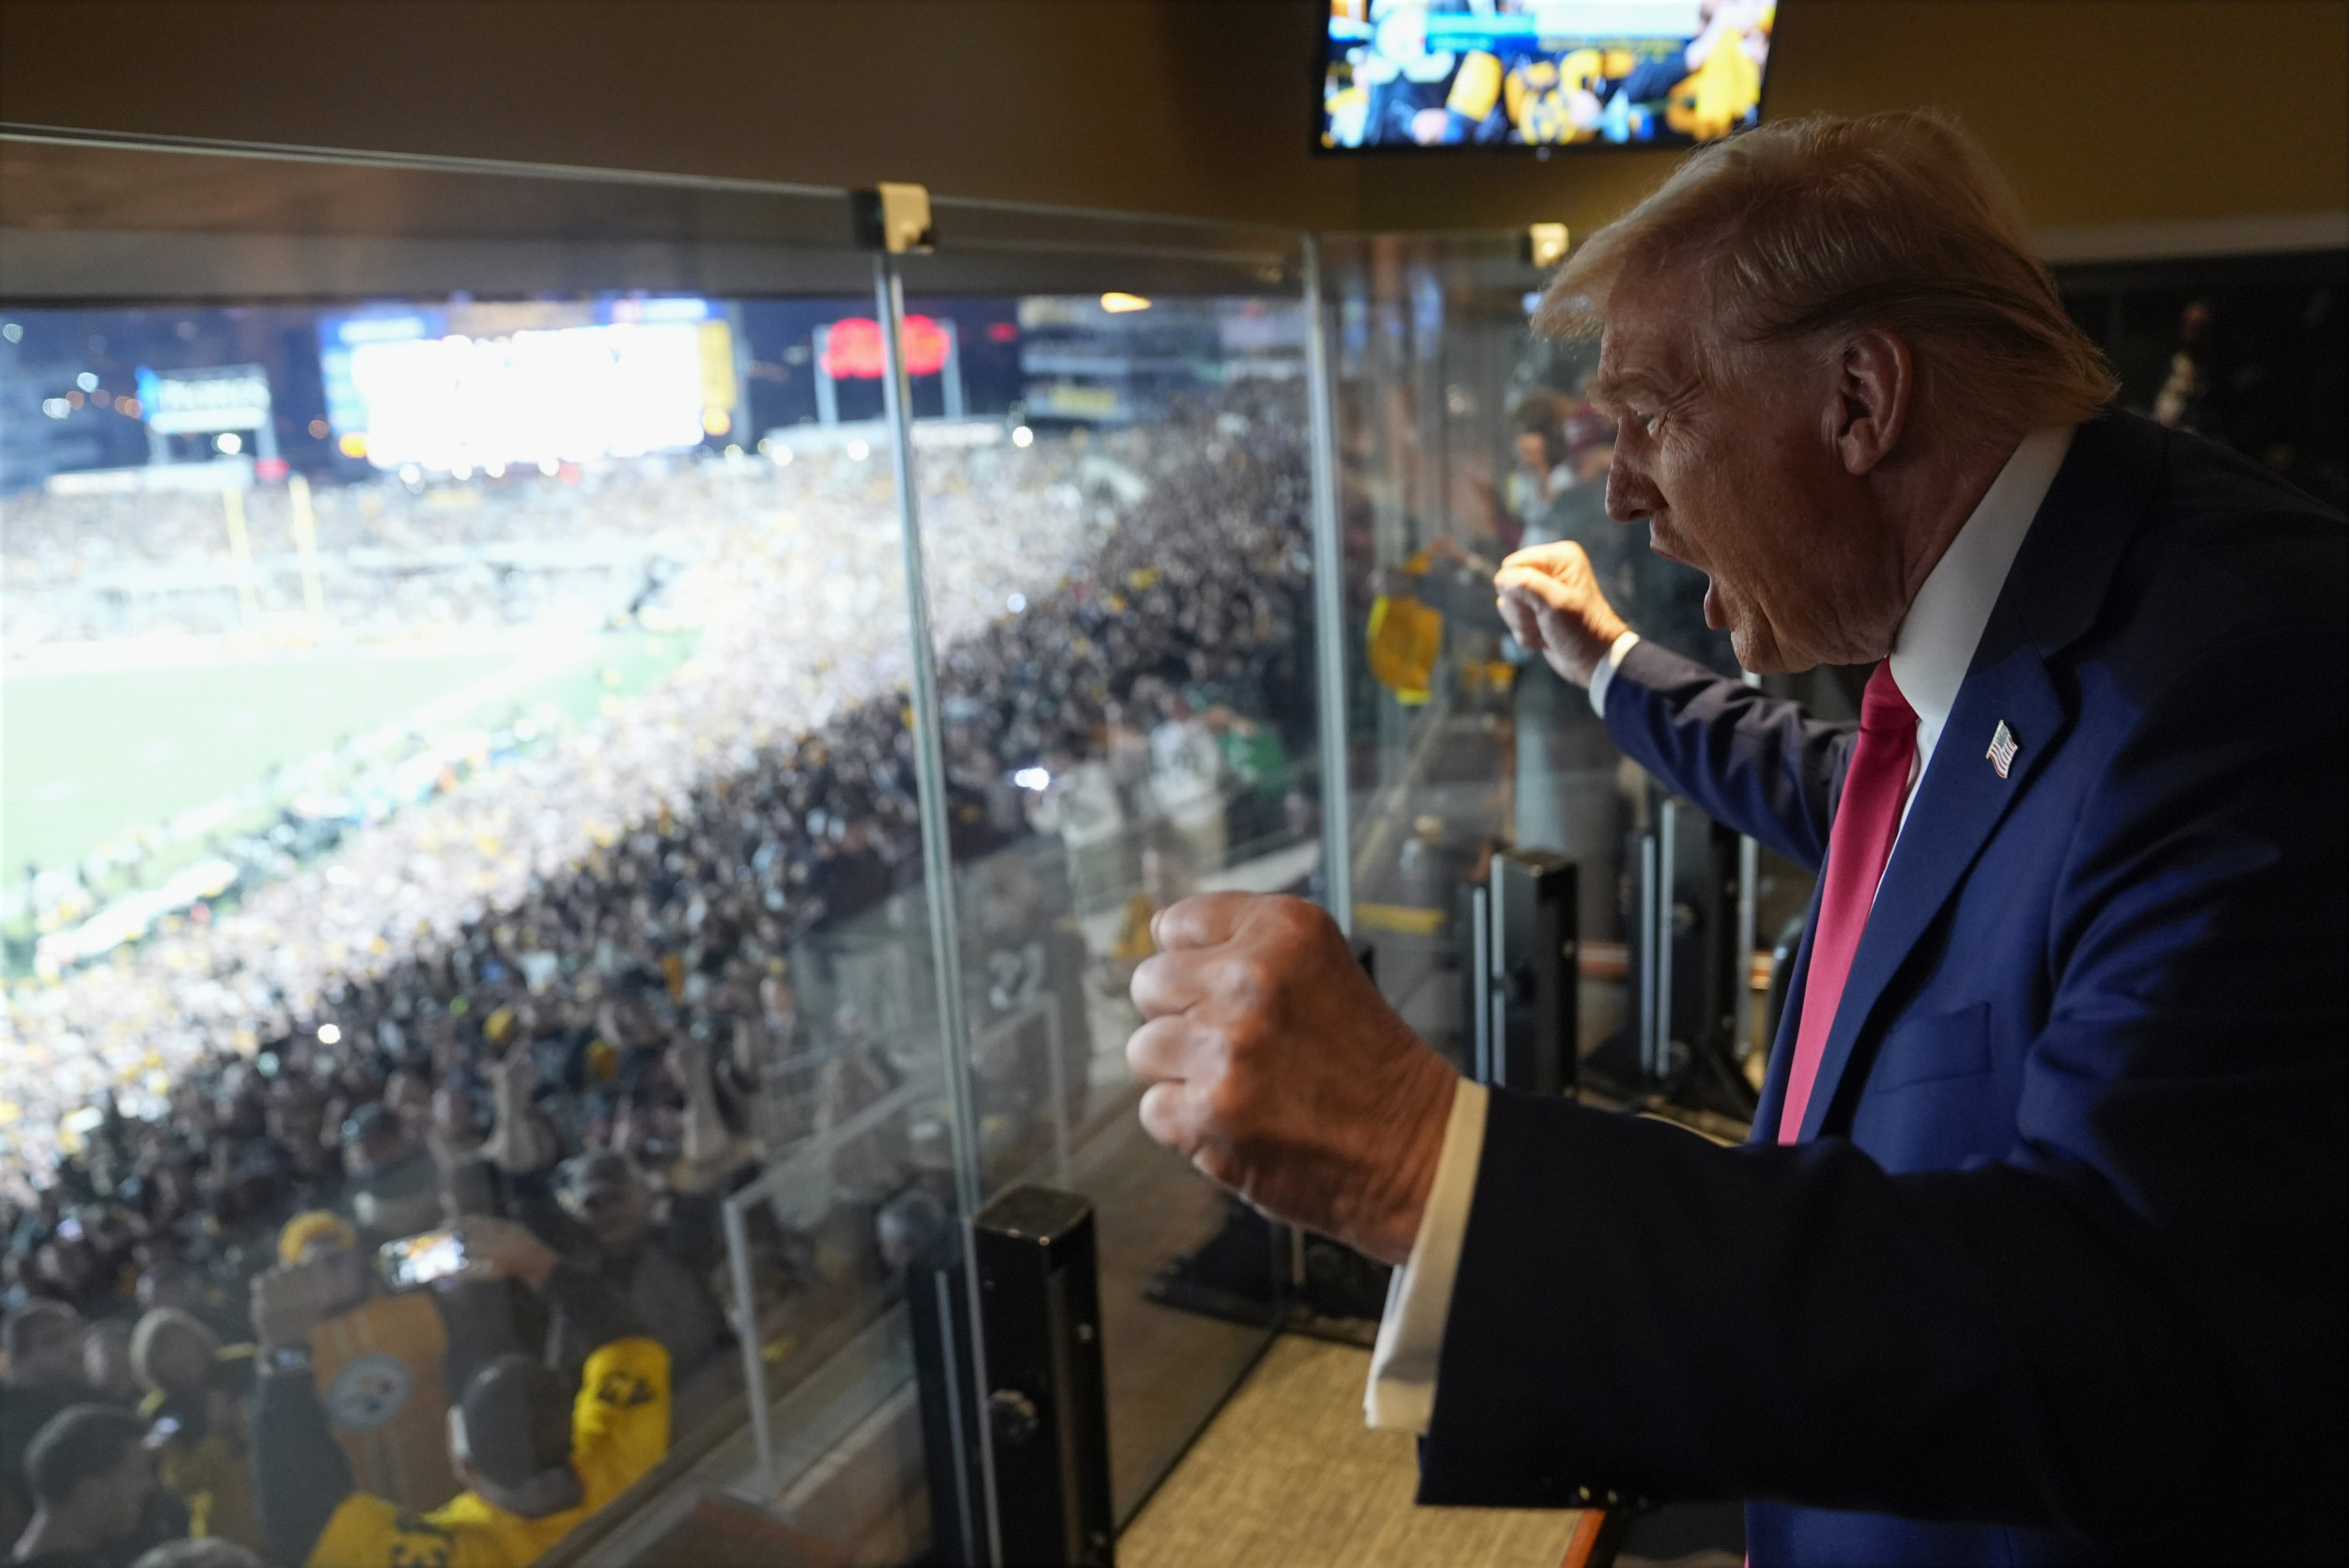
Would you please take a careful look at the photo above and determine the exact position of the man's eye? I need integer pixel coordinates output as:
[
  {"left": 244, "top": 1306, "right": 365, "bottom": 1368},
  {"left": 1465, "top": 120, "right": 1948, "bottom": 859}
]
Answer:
[{"left": 1642, "top": 413, "right": 1664, "bottom": 436}]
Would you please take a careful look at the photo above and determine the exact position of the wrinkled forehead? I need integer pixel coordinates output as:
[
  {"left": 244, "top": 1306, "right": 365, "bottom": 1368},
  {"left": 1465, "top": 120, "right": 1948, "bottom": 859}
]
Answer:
[{"left": 1587, "top": 286, "right": 1709, "bottom": 411}]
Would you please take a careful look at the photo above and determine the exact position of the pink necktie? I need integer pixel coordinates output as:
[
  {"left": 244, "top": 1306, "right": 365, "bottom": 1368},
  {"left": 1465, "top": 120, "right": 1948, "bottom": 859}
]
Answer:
[{"left": 1778, "top": 662, "right": 1919, "bottom": 1143}]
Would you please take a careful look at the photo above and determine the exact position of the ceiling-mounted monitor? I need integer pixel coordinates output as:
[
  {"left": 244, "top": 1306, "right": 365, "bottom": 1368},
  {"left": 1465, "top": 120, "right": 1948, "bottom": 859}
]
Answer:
[{"left": 1318, "top": 0, "right": 1775, "bottom": 152}]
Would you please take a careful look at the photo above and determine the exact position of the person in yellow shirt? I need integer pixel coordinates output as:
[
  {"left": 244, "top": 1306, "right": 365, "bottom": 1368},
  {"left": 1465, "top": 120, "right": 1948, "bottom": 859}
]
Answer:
[
  {"left": 129, "top": 1309, "right": 262, "bottom": 1553},
  {"left": 271, "top": 1209, "right": 463, "bottom": 1515},
  {"left": 247, "top": 1218, "right": 669, "bottom": 1568}
]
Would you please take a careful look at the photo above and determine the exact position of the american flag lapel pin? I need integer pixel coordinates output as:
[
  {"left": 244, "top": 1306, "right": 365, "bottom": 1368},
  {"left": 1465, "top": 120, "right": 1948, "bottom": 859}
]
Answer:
[{"left": 1987, "top": 721, "right": 2019, "bottom": 779}]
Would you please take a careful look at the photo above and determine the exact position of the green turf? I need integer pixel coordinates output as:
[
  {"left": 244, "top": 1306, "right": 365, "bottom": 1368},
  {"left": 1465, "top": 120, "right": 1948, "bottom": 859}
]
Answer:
[
  {"left": 0, "top": 631, "right": 699, "bottom": 881},
  {"left": 2, "top": 649, "right": 519, "bottom": 875}
]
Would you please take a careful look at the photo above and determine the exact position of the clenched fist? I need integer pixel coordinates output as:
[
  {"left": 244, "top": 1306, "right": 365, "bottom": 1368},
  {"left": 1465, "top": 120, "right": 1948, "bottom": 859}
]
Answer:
[
  {"left": 1126, "top": 893, "right": 1458, "bottom": 1265},
  {"left": 1493, "top": 539, "right": 1631, "bottom": 686}
]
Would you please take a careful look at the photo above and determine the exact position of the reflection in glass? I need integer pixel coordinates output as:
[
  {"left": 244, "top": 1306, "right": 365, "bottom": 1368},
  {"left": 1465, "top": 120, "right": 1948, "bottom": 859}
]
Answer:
[
  {"left": 0, "top": 287, "right": 1118, "bottom": 1560},
  {"left": 1, "top": 251, "right": 1320, "bottom": 1557},
  {"left": 901, "top": 287, "right": 1314, "bottom": 1518},
  {"left": 1321, "top": 235, "right": 1780, "bottom": 1137}
]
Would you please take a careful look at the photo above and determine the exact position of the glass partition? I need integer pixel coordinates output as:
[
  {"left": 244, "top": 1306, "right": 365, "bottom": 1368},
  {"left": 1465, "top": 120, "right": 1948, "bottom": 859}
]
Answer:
[
  {"left": 1315, "top": 231, "right": 1796, "bottom": 1139},
  {"left": 0, "top": 134, "right": 942, "bottom": 1567},
  {"left": 0, "top": 132, "right": 1329, "bottom": 1566},
  {"left": 889, "top": 216, "right": 1307, "bottom": 1521}
]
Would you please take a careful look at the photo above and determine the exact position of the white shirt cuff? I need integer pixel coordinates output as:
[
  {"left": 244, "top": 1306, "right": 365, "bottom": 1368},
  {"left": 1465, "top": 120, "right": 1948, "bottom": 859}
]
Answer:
[
  {"left": 1364, "top": 1078, "right": 1488, "bottom": 1434},
  {"left": 1585, "top": 629, "right": 1641, "bottom": 718}
]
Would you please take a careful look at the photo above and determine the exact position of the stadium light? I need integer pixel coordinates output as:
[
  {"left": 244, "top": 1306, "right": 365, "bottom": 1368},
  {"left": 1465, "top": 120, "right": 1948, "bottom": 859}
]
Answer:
[
  {"left": 846, "top": 438, "right": 870, "bottom": 461},
  {"left": 1012, "top": 426, "right": 1034, "bottom": 448},
  {"left": 215, "top": 431, "right": 242, "bottom": 455},
  {"left": 76, "top": 371, "right": 99, "bottom": 392},
  {"left": 317, "top": 1023, "right": 342, "bottom": 1044},
  {"left": 1101, "top": 293, "right": 1152, "bottom": 314}
]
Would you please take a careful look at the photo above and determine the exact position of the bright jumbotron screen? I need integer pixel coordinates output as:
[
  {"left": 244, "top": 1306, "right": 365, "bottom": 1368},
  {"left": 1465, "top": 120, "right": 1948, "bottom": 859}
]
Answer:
[
  {"left": 1318, "top": 0, "right": 1772, "bottom": 151},
  {"left": 319, "top": 297, "right": 734, "bottom": 472}
]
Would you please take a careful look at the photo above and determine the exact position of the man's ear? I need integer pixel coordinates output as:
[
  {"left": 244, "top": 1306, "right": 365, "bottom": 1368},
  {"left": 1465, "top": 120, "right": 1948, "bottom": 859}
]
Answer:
[{"left": 1832, "top": 328, "right": 1913, "bottom": 475}]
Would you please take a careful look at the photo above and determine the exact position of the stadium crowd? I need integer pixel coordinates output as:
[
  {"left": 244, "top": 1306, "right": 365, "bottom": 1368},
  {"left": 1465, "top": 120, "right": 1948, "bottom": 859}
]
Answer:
[
  {"left": 0, "top": 389, "right": 1318, "bottom": 1566},
  {"left": 2, "top": 457, "right": 721, "bottom": 651}
]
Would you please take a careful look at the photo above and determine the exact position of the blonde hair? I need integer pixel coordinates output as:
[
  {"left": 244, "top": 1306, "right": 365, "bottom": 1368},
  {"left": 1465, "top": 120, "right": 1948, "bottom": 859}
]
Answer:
[{"left": 1540, "top": 110, "right": 2115, "bottom": 441}]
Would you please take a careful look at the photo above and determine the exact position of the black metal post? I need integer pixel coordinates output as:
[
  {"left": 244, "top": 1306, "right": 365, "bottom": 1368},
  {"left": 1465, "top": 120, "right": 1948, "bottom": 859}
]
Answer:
[
  {"left": 972, "top": 1187, "right": 1115, "bottom": 1567},
  {"left": 1482, "top": 848, "right": 1579, "bottom": 1095}
]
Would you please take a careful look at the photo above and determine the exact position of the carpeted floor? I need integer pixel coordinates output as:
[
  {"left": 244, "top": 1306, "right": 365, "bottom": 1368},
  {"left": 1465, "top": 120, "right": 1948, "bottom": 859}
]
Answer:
[{"left": 1117, "top": 1333, "right": 1583, "bottom": 1568}]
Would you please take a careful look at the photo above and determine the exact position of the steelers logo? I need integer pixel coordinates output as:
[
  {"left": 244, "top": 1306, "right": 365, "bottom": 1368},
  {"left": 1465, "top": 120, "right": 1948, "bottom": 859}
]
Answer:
[{"left": 326, "top": 1354, "right": 416, "bottom": 1431}]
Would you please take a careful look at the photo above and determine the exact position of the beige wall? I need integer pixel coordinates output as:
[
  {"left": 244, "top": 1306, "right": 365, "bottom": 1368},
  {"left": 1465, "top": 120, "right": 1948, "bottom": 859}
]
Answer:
[
  {"left": 2, "top": 1, "right": 2341, "bottom": 239},
  {"left": 1350, "top": 1, "right": 2349, "bottom": 233}
]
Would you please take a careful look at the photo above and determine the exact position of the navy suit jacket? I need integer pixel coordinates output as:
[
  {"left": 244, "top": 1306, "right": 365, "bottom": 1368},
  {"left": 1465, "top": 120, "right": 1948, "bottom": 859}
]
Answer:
[{"left": 1416, "top": 413, "right": 2345, "bottom": 1564}]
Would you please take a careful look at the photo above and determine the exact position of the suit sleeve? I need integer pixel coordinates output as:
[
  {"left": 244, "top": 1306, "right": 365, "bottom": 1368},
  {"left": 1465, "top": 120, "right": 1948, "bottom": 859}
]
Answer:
[
  {"left": 1420, "top": 618, "right": 2346, "bottom": 1560},
  {"left": 1601, "top": 639, "right": 1851, "bottom": 871}
]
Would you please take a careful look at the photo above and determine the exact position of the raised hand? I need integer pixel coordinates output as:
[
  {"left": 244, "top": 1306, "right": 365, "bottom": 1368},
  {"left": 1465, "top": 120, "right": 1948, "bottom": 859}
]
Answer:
[
  {"left": 1493, "top": 538, "right": 1631, "bottom": 686},
  {"left": 250, "top": 1256, "right": 343, "bottom": 1352},
  {"left": 487, "top": 1047, "right": 538, "bottom": 1104},
  {"left": 1126, "top": 893, "right": 1457, "bottom": 1265},
  {"left": 452, "top": 1215, "right": 560, "bottom": 1289},
  {"left": 482, "top": 1048, "right": 556, "bottom": 1174}
]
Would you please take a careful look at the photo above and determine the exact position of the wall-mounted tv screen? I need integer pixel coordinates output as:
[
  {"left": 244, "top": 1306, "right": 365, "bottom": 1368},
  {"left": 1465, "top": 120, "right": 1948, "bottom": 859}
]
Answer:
[{"left": 1319, "top": 0, "right": 1774, "bottom": 151}]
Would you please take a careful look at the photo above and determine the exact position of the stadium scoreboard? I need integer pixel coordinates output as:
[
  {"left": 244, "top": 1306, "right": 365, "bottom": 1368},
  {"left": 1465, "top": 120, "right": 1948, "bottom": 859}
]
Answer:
[{"left": 318, "top": 296, "right": 739, "bottom": 473}]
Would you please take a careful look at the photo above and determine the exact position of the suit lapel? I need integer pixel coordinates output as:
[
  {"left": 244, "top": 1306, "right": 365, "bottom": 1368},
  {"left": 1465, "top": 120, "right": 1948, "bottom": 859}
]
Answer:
[
  {"left": 1793, "top": 628, "right": 2064, "bottom": 1140},
  {"left": 1789, "top": 412, "right": 2167, "bottom": 1141}
]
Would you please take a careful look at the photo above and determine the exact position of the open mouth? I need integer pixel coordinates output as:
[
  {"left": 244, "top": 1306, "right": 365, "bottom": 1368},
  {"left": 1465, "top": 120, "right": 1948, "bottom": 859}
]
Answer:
[{"left": 1643, "top": 515, "right": 1731, "bottom": 630}]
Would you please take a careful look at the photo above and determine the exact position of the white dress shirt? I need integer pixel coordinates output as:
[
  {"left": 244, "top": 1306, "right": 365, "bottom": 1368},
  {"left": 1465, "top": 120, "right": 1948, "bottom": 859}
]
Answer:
[{"left": 1366, "top": 426, "right": 2076, "bottom": 1433}]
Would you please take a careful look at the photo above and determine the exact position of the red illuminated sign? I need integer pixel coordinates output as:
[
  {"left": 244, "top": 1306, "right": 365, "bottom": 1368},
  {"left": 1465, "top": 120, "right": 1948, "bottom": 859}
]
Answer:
[{"left": 820, "top": 316, "right": 950, "bottom": 380}]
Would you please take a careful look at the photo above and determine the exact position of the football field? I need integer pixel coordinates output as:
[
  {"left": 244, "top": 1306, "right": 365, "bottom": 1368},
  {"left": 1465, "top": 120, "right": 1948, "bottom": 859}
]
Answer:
[{"left": 0, "top": 630, "right": 694, "bottom": 878}]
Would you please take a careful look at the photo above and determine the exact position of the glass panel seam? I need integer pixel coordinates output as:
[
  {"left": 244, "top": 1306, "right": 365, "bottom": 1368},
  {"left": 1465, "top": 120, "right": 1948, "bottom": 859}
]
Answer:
[{"left": 875, "top": 247, "right": 1003, "bottom": 1565}]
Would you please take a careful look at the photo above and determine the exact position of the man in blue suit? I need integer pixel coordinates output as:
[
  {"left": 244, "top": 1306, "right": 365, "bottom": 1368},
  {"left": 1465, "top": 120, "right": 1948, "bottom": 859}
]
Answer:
[{"left": 1126, "top": 110, "right": 2343, "bottom": 1564}]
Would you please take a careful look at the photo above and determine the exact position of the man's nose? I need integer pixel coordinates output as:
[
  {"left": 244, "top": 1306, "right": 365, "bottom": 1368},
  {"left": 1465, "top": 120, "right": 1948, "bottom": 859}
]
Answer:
[{"left": 1605, "top": 461, "right": 1657, "bottom": 523}]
